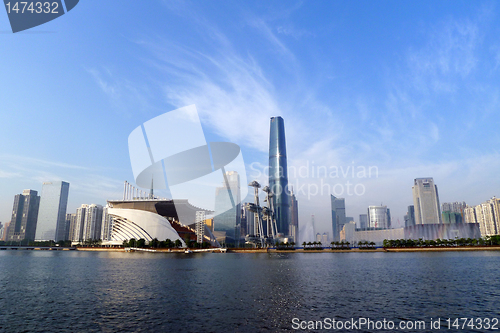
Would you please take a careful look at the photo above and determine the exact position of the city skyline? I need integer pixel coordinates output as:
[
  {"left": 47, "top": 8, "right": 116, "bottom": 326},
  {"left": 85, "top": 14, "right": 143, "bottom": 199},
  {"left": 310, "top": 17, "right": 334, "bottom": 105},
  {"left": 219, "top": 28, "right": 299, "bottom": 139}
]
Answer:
[{"left": 1, "top": 1, "right": 500, "bottom": 235}]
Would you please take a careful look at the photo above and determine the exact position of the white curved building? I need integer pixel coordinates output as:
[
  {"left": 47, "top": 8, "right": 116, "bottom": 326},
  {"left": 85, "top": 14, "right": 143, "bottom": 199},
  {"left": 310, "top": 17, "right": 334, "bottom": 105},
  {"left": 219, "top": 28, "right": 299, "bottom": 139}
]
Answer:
[
  {"left": 107, "top": 208, "right": 186, "bottom": 246},
  {"left": 102, "top": 198, "right": 217, "bottom": 247}
]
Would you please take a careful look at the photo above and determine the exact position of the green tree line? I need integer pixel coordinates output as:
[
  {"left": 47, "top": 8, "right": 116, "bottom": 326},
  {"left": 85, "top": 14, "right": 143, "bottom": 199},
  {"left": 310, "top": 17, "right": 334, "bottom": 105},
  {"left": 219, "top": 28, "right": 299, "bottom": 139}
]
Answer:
[{"left": 383, "top": 235, "right": 500, "bottom": 248}]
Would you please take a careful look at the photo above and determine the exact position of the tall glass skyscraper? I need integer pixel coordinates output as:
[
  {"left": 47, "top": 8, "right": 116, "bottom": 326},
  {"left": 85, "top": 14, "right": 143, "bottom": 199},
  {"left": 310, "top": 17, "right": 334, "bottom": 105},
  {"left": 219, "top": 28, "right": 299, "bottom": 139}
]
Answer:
[
  {"left": 213, "top": 171, "right": 241, "bottom": 239},
  {"left": 36, "top": 181, "right": 70, "bottom": 241},
  {"left": 331, "top": 195, "right": 346, "bottom": 241},
  {"left": 269, "top": 116, "right": 290, "bottom": 237},
  {"left": 7, "top": 190, "right": 40, "bottom": 242},
  {"left": 289, "top": 190, "right": 299, "bottom": 243}
]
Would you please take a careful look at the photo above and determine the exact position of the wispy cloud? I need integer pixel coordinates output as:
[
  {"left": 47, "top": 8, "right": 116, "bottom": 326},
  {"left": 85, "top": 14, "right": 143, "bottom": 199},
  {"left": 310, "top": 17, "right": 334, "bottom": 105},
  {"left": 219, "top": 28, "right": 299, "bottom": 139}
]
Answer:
[
  {"left": 0, "top": 170, "right": 21, "bottom": 178},
  {"left": 0, "top": 154, "right": 89, "bottom": 170},
  {"left": 87, "top": 67, "right": 155, "bottom": 116},
  {"left": 0, "top": 155, "right": 124, "bottom": 205},
  {"left": 277, "top": 25, "right": 314, "bottom": 39}
]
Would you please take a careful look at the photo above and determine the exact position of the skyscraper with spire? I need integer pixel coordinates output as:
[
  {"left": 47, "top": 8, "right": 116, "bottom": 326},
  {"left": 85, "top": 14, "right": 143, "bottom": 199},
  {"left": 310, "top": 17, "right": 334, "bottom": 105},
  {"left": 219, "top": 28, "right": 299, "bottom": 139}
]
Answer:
[{"left": 269, "top": 116, "right": 290, "bottom": 237}]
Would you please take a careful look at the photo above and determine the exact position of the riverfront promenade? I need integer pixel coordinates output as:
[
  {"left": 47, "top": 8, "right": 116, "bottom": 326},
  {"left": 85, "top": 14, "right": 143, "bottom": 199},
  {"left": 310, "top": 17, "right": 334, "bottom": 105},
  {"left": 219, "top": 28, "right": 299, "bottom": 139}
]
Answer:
[{"left": 3, "top": 245, "right": 500, "bottom": 253}]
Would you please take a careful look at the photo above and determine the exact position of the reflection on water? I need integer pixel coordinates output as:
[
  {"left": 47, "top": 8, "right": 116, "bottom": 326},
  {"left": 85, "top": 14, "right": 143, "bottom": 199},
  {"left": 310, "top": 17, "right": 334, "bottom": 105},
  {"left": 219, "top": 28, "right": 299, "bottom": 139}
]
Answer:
[{"left": 0, "top": 251, "right": 499, "bottom": 332}]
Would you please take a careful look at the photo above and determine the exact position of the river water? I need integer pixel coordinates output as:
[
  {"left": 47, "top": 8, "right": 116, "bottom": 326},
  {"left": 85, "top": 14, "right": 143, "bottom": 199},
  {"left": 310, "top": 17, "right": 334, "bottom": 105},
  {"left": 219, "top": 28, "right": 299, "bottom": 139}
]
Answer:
[{"left": 0, "top": 250, "right": 499, "bottom": 332}]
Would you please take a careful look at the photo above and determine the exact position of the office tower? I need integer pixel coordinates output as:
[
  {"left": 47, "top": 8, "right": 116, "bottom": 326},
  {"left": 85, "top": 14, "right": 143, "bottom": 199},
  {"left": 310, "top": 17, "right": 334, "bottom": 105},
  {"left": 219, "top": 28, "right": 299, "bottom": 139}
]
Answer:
[
  {"left": 240, "top": 207, "right": 247, "bottom": 237},
  {"left": 269, "top": 116, "right": 290, "bottom": 236},
  {"left": 7, "top": 190, "right": 40, "bottom": 242},
  {"left": 331, "top": 195, "right": 346, "bottom": 241},
  {"left": 321, "top": 233, "right": 328, "bottom": 244},
  {"left": 406, "top": 205, "right": 415, "bottom": 227},
  {"left": 340, "top": 221, "right": 356, "bottom": 243},
  {"left": 83, "top": 204, "right": 103, "bottom": 241},
  {"left": 0, "top": 222, "right": 3, "bottom": 240},
  {"left": 205, "top": 218, "right": 214, "bottom": 233},
  {"left": 412, "top": 178, "right": 442, "bottom": 224},
  {"left": 101, "top": 206, "right": 113, "bottom": 242},
  {"left": 359, "top": 214, "right": 368, "bottom": 230},
  {"left": 386, "top": 209, "right": 391, "bottom": 228},
  {"left": 316, "top": 233, "right": 322, "bottom": 242},
  {"left": 367, "top": 205, "right": 389, "bottom": 229},
  {"left": 72, "top": 204, "right": 88, "bottom": 242},
  {"left": 2, "top": 222, "right": 10, "bottom": 241},
  {"left": 213, "top": 171, "right": 241, "bottom": 238},
  {"left": 66, "top": 213, "right": 76, "bottom": 241},
  {"left": 289, "top": 190, "right": 299, "bottom": 243},
  {"left": 243, "top": 205, "right": 254, "bottom": 236},
  {"left": 36, "top": 181, "right": 70, "bottom": 241}
]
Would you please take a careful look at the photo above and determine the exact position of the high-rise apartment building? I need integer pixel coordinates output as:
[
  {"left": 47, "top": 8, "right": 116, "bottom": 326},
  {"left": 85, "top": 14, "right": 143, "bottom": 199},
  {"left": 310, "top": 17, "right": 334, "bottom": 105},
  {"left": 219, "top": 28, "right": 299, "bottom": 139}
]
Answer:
[
  {"left": 442, "top": 201, "right": 466, "bottom": 213},
  {"left": 101, "top": 206, "right": 113, "bottom": 242},
  {"left": 441, "top": 201, "right": 466, "bottom": 224},
  {"left": 36, "top": 181, "right": 70, "bottom": 241},
  {"left": 83, "top": 204, "right": 103, "bottom": 241},
  {"left": 72, "top": 204, "right": 88, "bottom": 242},
  {"left": 412, "top": 178, "right": 442, "bottom": 224},
  {"left": 7, "top": 190, "right": 40, "bottom": 242},
  {"left": 468, "top": 198, "right": 500, "bottom": 237},
  {"left": 464, "top": 205, "right": 479, "bottom": 225},
  {"left": 269, "top": 116, "right": 290, "bottom": 237},
  {"left": 463, "top": 198, "right": 500, "bottom": 237},
  {"left": 213, "top": 171, "right": 241, "bottom": 239},
  {"left": 331, "top": 195, "right": 346, "bottom": 241},
  {"left": 66, "top": 213, "right": 76, "bottom": 241}
]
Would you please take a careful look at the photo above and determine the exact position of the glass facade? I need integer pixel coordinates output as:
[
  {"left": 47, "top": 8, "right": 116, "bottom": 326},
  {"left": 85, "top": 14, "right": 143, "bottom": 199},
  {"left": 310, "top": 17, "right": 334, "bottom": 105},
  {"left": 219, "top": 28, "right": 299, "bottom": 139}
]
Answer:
[
  {"left": 36, "top": 181, "right": 70, "bottom": 241},
  {"left": 331, "top": 195, "right": 346, "bottom": 241},
  {"left": 213, "top": 171, "right": 241, "bottom": 238},
  {"left": 7, "top": 190, "right": 40, "bottom": 242},
  {"left": 368, "top": 205, "right": 389, "bottom": 229},
  {"left": 269, "top": 116, "right": 290, "bottom": 236}
]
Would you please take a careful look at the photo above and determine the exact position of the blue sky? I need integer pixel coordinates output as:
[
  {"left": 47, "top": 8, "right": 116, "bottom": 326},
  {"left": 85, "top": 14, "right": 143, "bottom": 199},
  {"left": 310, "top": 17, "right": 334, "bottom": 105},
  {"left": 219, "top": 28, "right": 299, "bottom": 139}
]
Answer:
[{"left": 1, "top": 0, "right": 499, "bottom": 236}]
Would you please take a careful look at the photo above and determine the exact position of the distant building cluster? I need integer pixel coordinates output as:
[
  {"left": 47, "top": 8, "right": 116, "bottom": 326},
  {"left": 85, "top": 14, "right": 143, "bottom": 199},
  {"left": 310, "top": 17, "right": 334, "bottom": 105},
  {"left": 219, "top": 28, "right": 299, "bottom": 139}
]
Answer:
[
  {"left": 330, "top": 177, "right": 485, "bottom": 246},
  {"left": 0, "top": 181, "right": 119, "bottom": 245}
]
